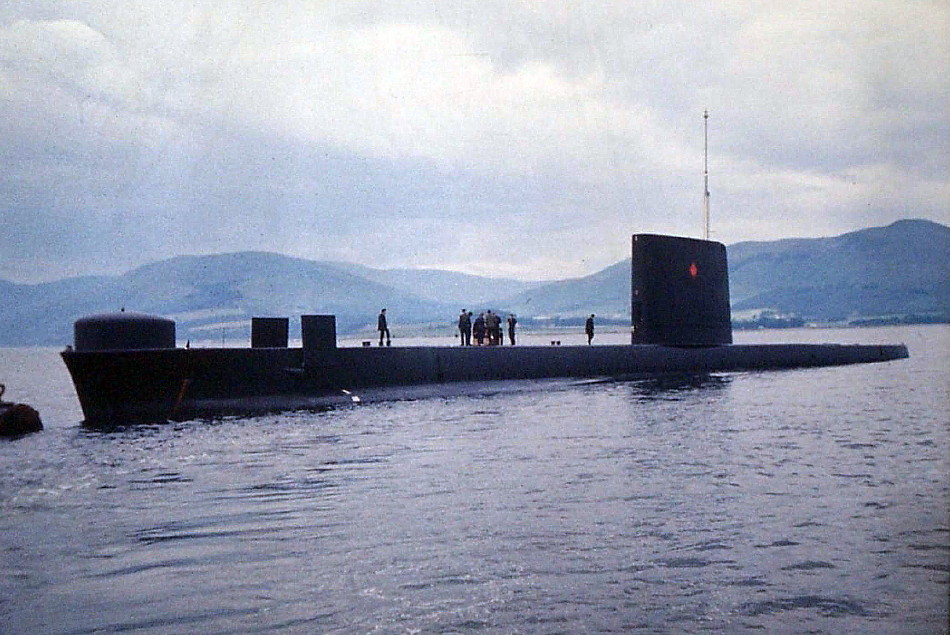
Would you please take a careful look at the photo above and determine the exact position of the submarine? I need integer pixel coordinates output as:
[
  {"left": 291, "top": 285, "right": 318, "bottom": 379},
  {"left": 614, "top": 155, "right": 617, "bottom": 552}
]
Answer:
[{"left": 61, "top": 233, "right": 908, "bottom": 427}]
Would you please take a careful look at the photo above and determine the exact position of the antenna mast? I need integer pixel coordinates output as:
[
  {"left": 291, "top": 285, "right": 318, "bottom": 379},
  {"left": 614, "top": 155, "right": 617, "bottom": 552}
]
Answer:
[{"left": 703, "top": 109, "right": 710, "bottom": 240}]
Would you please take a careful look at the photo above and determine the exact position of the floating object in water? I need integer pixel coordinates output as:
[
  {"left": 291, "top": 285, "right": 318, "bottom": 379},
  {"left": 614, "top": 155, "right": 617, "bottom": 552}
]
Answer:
[{"left": 0, "top": 384, "right": 43, "bottom": 436}]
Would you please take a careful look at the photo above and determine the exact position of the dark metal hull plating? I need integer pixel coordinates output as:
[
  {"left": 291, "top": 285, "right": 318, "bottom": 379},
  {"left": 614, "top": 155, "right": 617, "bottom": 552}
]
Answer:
[{"left": 62, "top": 343, "right": 909, "bottom": 426}]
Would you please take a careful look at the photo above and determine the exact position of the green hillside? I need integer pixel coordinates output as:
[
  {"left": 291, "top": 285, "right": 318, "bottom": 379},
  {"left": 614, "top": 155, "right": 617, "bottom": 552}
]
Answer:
[{"left": 729, "top": 219, "right": 949, "bottom": 321}]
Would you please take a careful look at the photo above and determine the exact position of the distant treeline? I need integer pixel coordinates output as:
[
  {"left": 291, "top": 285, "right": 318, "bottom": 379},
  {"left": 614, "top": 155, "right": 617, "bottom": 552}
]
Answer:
[
  {"left": 846, "top": 314, "right": 949, "bottom": 327},
  {"left": 733, "top": 315, "right": 806, "bottom": 330},
  {"left": 733, "top": 312, "right": 948, "bottom": 330},
  {"left": 516, "top": 316, "right": 630, "bottom": 329}
]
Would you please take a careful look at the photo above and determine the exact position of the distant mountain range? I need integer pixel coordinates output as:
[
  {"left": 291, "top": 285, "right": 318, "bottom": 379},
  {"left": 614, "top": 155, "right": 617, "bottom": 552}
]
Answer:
[
  {"left": 486, "top": 219, "right": 949, "bottom": 325},
  {"left": 728, "top": 219, "right": 949, "bottom": 322},
  {"left": 1, "top": 219, "right": 947, "bottom": 346}
]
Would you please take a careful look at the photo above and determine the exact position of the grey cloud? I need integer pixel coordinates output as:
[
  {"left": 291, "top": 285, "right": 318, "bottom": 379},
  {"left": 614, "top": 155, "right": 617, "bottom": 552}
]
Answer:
[{"left": 1, "top": 1, "right": 947, "bottom": 284}]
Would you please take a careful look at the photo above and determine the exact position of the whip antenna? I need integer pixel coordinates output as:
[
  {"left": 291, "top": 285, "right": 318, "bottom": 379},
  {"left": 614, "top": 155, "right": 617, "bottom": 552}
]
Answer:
[{"left": 703, "top": 109, "right": 710, "bottom": 240}]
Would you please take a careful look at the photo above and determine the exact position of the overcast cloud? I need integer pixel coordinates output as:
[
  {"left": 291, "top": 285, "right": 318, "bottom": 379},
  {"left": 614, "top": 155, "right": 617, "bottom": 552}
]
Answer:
[{"left": 1, "top": 1, "right": 947, "bottom": 282}]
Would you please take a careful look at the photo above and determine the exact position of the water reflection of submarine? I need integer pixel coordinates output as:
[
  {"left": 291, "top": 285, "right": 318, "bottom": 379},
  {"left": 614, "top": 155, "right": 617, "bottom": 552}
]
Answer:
[{"left": 60, "top": 234, "right": 909, "bottom": 426}]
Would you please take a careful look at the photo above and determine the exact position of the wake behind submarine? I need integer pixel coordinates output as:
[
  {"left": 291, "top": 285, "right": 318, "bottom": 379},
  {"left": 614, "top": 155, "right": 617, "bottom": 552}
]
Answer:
[{"left": 61, "top": 234, "right": 908, "bottom": 427}]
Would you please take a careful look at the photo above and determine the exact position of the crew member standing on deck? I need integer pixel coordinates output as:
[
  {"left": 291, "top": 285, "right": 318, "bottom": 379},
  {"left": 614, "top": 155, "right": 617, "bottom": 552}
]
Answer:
[
  {"left": 378, "top": 308, "right": 391, "bottom": 346},
  {"left": 458, "top": 309, "right": 471, "bottom": 346},
  {"left": 507, "top": 314, "right": 517, "bottom": 346},
  {"left": 473, "top": 313, "right": 486, "bottom": 346},
  {"left": 585, "top": 314, "right": 595, "bottom": 345}
]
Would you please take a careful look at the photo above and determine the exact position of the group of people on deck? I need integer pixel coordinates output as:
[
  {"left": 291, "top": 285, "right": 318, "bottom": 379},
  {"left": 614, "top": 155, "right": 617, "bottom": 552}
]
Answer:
[
  {"left": 377, "top": 308, "right": 596, "bottom": 346},
  {"left": 458, "top": 310, "right": 516, "bottom": 346}
]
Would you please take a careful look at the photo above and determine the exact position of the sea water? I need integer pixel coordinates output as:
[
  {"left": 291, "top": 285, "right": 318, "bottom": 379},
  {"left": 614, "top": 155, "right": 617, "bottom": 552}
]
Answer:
[{"left": 1, "top": 325, "right": 947, "bottom": 634}]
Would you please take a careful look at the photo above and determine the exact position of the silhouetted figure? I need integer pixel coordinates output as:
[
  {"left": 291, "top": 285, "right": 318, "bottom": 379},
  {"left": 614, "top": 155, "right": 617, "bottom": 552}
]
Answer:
[
  {"left": 378, "top": 309, "right": 391, "bottom": 346},
  {"left": 487, "top": 311, "right": 500, "bottom": 345},
  {"left": 585, "top": 314, "right": 595, "bottom": 345},
  {"left": 473, "top": 313, "right": 486, "bottom": 346},
  {"left": 507, "top": 314, "right": 517, "bottom": 345},
  {"left": 458, "top": 309, "right": 471, "bottom": 346}
]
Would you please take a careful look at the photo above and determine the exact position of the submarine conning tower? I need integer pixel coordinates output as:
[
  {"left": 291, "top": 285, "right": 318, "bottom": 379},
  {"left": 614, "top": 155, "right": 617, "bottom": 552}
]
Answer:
[
  {"left": 631, "top": 234, "right": 733, "bottom": 346},
  {"left": 73, "top": 312, "right": 176, "bottom": 351}
]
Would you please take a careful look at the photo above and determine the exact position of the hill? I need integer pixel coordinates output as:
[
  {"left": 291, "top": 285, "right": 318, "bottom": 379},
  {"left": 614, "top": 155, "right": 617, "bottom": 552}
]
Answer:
[
  {"left": 487, "top": 219, "right": 949, "bottom": 324},
  {"left": 324, "top": 263, "right": 540, "bottom": 307},
  {"left": 1, "top": 219, "right": 946, "bottom": 346},
  {"left": 728, "top": 219, "right": 950, "bottom": 321},
  {"left": 484, "top": 259, "right": 631, "bottom": 320},
  {"left": 0, "top": 253, "right": 464, "bottom": 346}
]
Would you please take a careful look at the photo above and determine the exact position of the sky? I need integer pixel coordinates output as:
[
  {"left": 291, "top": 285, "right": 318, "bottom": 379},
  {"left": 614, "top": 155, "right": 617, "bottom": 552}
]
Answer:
[{"left": 1, "top": 1, "right": 947, "bottom": 283}]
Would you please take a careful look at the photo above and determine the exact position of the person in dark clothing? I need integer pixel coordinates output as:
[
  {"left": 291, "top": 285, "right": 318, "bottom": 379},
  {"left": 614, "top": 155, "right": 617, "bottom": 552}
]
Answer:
[
  {"left": 378, "top": 308, "right": 391, "bottom": 346},
  {"left": 458, "top": 310, "right": 471, "bottom": 346},
  {"left": 507, "top": 314, "right": 517, "bottom": 346},
  {"left": 473, "top": 313, "right": 486, "bottom": 346},
  {"left": 585, "top": 314, "right": 595, "bottom": 345}
]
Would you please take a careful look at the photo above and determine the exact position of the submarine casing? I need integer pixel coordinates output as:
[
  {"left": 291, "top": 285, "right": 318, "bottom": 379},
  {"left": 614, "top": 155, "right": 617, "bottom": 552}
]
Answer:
[{"left": 61, "top": 341, "right": 909, "bottom": 425}]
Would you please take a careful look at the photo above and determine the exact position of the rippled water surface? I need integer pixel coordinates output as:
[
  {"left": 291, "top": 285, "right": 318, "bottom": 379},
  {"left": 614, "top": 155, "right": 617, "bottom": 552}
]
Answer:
[{"left": 1, "top": 325, "right": 947, "bottom": 634}]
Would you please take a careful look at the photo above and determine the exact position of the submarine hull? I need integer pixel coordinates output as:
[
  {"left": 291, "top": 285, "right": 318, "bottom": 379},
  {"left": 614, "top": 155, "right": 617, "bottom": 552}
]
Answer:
[{"left": 62, "top": 342, "right": 909, "bottom": 426}]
